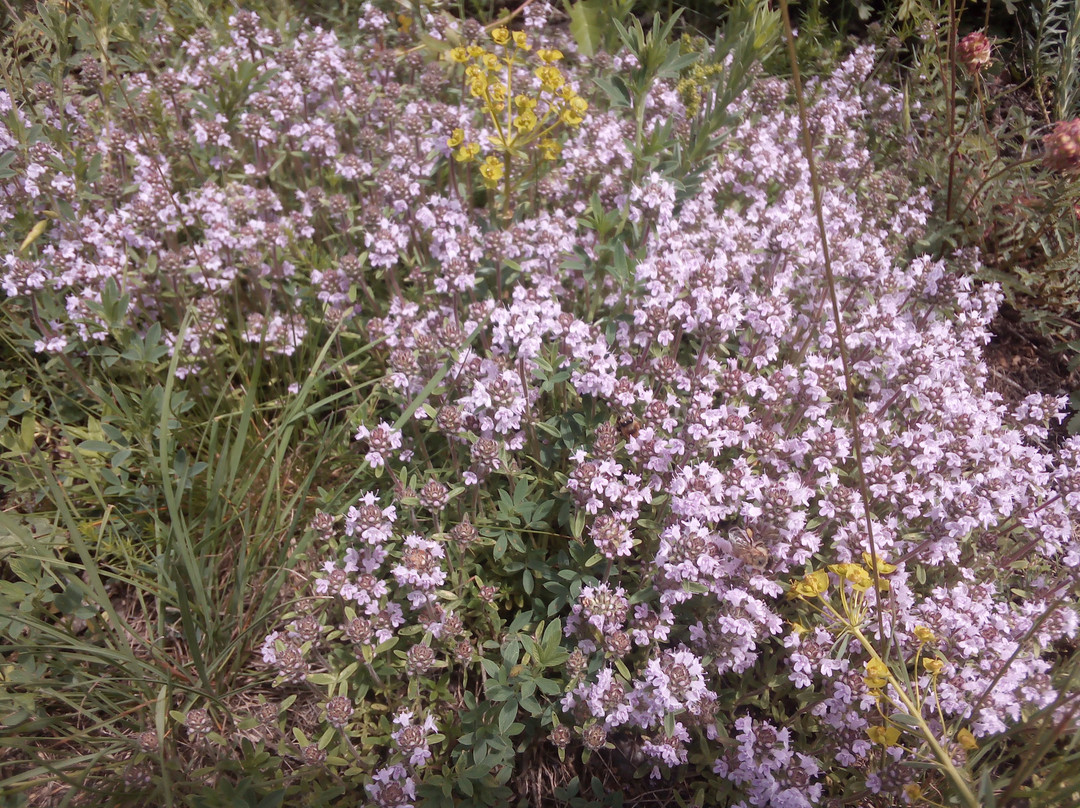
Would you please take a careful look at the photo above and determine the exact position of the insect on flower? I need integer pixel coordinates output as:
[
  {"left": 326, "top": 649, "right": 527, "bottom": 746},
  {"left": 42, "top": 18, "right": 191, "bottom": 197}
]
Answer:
[
  {"left": 730, "top": 527, "right": 769, "bottom": 572},
  {"left": 615, "top": 413, "right": 641, "bottom": 441}
]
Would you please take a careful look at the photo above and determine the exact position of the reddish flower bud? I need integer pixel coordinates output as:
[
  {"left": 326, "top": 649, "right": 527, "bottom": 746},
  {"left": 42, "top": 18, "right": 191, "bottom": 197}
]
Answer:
[
  {"left": 1044, "top": 118, "right": 1080, "bottom": 173},
  {"left": 957, "top": 31, "right": 992, "bottom": 74}
]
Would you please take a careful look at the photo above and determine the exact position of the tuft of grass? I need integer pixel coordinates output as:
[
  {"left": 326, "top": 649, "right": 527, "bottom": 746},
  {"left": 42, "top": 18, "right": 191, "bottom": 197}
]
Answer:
[{"left": 0, "top": 311, "right": 379, "bottom": 803}]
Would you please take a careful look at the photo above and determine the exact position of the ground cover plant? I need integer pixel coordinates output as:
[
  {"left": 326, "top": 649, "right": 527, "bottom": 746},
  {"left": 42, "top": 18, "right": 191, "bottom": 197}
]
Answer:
[
  {"left": 1, "top": 0, "right": 1080, "bottom": 806},
  {"left": 863, "top": 0, "right": 1080, "bottom": 436}
]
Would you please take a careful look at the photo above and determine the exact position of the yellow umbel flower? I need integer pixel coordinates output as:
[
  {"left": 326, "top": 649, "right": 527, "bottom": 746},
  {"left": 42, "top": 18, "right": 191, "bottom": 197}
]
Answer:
[
  {"left": 446, "top": 128, "right": 465, "bottom": 149},
  {"left": 513, "top": 109, "right": 538, "bottom": 133},
  {"left": 448, "top": 47, "right": 469, "bottom": 64},
  {"left": 829, "top": 563, "right": 871, "bottom": 592},
  {"left": 454, "top": 142, "right": 480, "bottom": 162},
  {"left": 864, "top": 658, "right": 888, "bottom": 689},
  {"left": 512, "top": 31, "right": 529, "bottom": 50},
  {"left": 862, "top": 552, "right": 897, "bottom": 575},
  {"left": 539, "top": 138, "right": 560, "bottom": 160},
  {"left": 791, "top": 569, "right": 829, "bottom": 599},
  {"left": 560, "top": 96, "right": 588, "bottom": 126},
  {"left": 469, "top": 74, "right": 488, "bottom": 98},
  {"left": 867, "top": 725, "right": 901, "bottom": 746},
  {"left": 479, "top": 155, "right": 504, "bottom": 183},
  {"left": 491, "top": 27, "right": 510, "bottom": 46},
  {"left": 535, "top": 66, "right": 565, "bottom": 92},
  {"left": 914, "top": 625, "right": 936, "bottom": 644},
  {"left": 956, "top": 728, "right": 978, "bottom": 751},
  {"left": 922, "top": 657, "right": 944, "bottom": 675},
  {"left": 537, "top": 48, "right": 563, "bottom": 63}
]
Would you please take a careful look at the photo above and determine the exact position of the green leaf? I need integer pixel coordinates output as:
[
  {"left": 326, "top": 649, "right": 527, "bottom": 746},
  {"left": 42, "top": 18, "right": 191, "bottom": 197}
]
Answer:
[
  {"left": 536, "top": 676, "right": 563, "bottom": 695},
  {"left": 571, "top": 509, "right": 586, "bottom": 540},
  {"left": 888, "top": 712, "right": 921, "bottom": 730},
  {"left": 565, "top": 0, "right": 603, "bottom": 58},
  {"left": 257, "top": 790, "right": 285, "bottom": 808},
  {"left": 542, "top": 619, "right": 562, "bottom": 650},
  {"left": 498, "top": 699, "right": 518, "bottom": 734},
  {"left": 594, "top": 74, "right": 632, "bottom": 108},
  {"left": 502, "top": 639, "right": 521, "bottom": 665}
]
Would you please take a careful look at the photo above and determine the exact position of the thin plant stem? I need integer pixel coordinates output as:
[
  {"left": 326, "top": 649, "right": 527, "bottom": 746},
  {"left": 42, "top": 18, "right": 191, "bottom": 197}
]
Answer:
[
  {"left": 946, "top": 0, "right": 958, "bottom": 221},
  {"left": 848, "top": 623, "right": 980, "bottom": 808},
  {"left": 777, "top": 0, "right": 887, "bottom": 646}
]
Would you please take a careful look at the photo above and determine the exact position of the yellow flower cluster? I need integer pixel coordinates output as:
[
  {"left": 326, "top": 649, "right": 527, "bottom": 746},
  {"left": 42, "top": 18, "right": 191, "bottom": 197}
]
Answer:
[
  {"left": 676, "top": 61, "right": 726, "bottom": 117},
  {"left": 445, "top": 28, "right": 588, "bottom": 186},
  {"left": 790, "top": 553, "right": 896, "bottom": 601}
]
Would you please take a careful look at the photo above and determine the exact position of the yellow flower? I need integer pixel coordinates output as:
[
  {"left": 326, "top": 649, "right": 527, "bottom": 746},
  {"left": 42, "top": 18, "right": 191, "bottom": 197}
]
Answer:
[
  {"left": 513, "top": 109, "right": 538, "bottom": 133},
  {"left": 482, "top": 53, "right": 500, "bottom": 72},
  {"left": 539, "top": 138, "right": 560, "bottom": 160},
  {"left": 922, "top": 657, "right": 944, "bottom": 675},
  {"left": 469, "top": 77, "right": 488, "bottom": 98},
  {"left": 867, "top": 725, "right": 901, "bottom": 746},
  {"left": 446, "top": 128, "right": 465, "bottom": 148},
  {"left": 535, "top": 66, "right": 565, "bottom": 92},
  {"left": 849, "top": 568, "right": 872, "bottom": 591},
  {"left": 479, "top": 154, "right": 504, "bottom": 183},
  {"left": 864, "top": 658, "right": 888, "bottom": 689},
  {"left": 956, "top": 728, "right": 978, "bottom": 751},
  {"left": 491, "top": 27, "right": 510, "bottom": 46},
  {"left": 512, "top": 30, "right": 530, "bottom": 50},
  {"left": 913, "top": 625, "right": 935, "bottom": 644},
  {"left": 514, "top": 94, "right": 537, "bottom": 111},
  {"left": 808, "top": 569, "right": 830, "bottom": 595},
  {"left": 560, "top": 96, "right": 588, "bottom": 126},
  {"left": 903, "top": 784, "right": 924, "bottom": 803},
  {"left": 455, "top": 142, "right": 480, "bottom": 162},
  {"left": 467, "top": 45, "right": 485, "bottom": 59},
  {"left": 829, "top": 563, "right": 871, "bottom": 592},
  {"left": 862, "top": 552, "right": 897, "bottom": 575},
  {"left": 448, "top": 47, "right": 470, "bottom": 64},
  {"left": 537, "top": 48, "right": 563, "bottom": 63}
]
